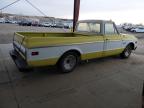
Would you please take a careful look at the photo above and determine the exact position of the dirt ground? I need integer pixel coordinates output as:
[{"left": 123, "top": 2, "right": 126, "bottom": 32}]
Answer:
[{"left": 0, "top": 24, "right": 144, "bottom": 108}]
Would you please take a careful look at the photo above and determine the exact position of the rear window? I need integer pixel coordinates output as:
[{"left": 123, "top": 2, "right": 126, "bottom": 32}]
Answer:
[
  {"left": 77, "top": 23, "right": 90, "bottom": 32},
  {"left": 76, "top": 22, "right": 100, "bottom": 33},
  {"left": 89, "top": 23, "right": 100, "bottom": 33}
]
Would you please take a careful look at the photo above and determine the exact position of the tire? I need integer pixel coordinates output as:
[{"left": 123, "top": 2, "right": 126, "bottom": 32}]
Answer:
[
  {"left": 58, "top": 52, "right": 79, "bottom": 73},
  {"left": 120, "top": 44, "right": 132, "bottom": 58}
]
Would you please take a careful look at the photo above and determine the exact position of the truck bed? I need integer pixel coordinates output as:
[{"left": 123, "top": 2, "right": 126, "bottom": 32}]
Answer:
[{"left": 14, "top": 32, "right": 103, "bottom": 48}]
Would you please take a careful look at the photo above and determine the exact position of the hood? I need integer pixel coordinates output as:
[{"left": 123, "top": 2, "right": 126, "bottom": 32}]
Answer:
[{"left": 120, "top": 33, "right": 138, "bottom": 41}]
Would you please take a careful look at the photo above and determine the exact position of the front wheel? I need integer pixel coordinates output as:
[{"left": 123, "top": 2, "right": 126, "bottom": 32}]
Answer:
[
  {"left": 120, "top": 44, "right": 132, "bottom": 58},
  {"left": 58, "top": 52, "right": 79, "bottom": 73}
]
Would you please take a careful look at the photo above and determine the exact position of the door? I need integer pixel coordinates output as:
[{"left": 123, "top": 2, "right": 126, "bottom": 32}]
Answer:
[
  {"left": 76, "top": 22, "right": 104, "bottom": 60},
  {"left": 103, "top": 23, "right": 123, "bottom": 57}
]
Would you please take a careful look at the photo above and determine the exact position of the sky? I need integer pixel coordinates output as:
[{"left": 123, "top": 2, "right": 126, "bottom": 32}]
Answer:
[{"left": 1, "top": 0, "right": 144, "bottom": 24}]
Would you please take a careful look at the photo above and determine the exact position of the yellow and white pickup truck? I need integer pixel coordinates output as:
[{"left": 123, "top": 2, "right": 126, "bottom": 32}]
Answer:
[{"left": 10, "top": 20, "right": 137, "bottom": 73}]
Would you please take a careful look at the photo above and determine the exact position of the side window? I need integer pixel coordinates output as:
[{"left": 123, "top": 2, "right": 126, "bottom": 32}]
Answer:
[
  {"left": 105, "top": 23, "right": 117, "bottom": 35},
  {"left": 89, "top": 23, "right": 100, "bottom": 33},
  {"left": 77, "top": 23, "right": 90, "bottom": 32}
]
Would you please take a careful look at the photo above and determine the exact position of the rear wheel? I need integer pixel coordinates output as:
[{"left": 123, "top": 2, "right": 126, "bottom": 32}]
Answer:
[
  {"left": 121, "top": 44, "right": 132, "bottom": 58},
  {"left": 58, "top": 52, "right": 79, "bottom": 73}
]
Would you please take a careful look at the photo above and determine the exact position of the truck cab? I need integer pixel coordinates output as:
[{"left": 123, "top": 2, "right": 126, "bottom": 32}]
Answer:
[{"left": 76, "top": 20, "right": 137, "bottom": 57}]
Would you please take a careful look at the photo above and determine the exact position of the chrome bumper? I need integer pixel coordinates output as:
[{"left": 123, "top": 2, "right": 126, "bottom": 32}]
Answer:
[{"left": 10, "top": 50, "right": 31, "bottom": 72}]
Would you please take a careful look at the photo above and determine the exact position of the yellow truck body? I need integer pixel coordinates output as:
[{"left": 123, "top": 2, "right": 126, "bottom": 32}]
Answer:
[{"left": 10, "top": 20, "right": 138, "bottom": 72}]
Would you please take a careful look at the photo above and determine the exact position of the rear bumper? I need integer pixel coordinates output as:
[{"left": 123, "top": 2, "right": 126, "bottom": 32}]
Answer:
[{"left": 10, "top": 50, "right": 31, "bottom": 72}]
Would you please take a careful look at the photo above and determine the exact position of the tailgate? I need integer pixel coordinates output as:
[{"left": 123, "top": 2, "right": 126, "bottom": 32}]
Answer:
[{"left": 13, "top": 32, "right": 26, "bottom": 59}]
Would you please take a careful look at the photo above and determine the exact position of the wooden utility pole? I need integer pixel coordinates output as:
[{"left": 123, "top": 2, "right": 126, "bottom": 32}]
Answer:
[{"left": 73, "top": 0, "right": 80, "bottom": 32}]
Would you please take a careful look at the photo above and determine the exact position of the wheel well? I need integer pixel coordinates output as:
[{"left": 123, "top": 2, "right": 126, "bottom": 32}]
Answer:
[
  {"left": 57, "top": 50, "right": 81, "bottom": 64},
  {"left": 128, "top": 43, "right": 135, "bottom": 50}
]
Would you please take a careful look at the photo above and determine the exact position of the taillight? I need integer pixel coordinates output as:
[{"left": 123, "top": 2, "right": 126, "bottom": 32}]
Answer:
[{"left": 31, "top": 51, "right": 39, "bottom": 56}]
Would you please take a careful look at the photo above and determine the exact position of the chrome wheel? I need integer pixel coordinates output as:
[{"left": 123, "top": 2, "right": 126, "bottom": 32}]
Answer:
[
  {"left": 58, "top": 52, "right": 79, "bottom": 73},
  {"left": 125, "top": 49, "right": 131, "bottom": 57},
  {"left": 121, "top": 44, "right": 132, "bottom": 58},
  {"left": 124, "top": 45, "right": 132, "bottom": 57},
  {"left": 63, "top": 55, "right": 77, "bottom": 70}
]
